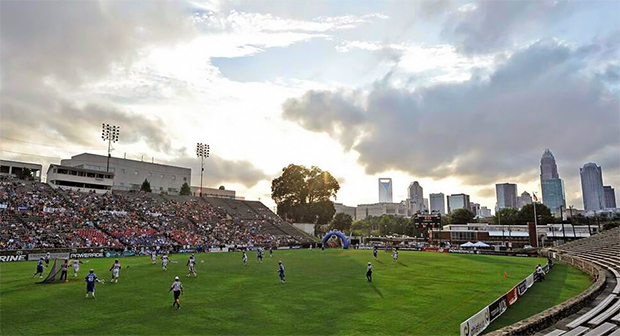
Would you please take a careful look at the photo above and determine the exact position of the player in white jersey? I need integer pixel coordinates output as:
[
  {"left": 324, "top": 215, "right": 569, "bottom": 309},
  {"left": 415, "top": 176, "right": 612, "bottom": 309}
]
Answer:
[
  {"left": 186, "top": 254, "right": 197, "bottom": 277},
  {"left": 169, "top": 276, "right": 184, "bottom": 309},
  {"left": 366, "top": 262, "right": 373, "bottom": 282},
  {"left": 151, "top": 251, "right": 157, "bottom": 265},
  {"left": 393, "top": 249, "right": 398, "bottom": 262},
  {"left": 162, "top": 254, "right": 169, "bottom": 271},
  {"left": 109, "top": 259, "right": 121, "bottom": 283},
  {"left": 242, "top": 252, "right": 248, "bottom": 265},
  {"left": 73, "top": 258, "right": 83, "bottom": 277}
]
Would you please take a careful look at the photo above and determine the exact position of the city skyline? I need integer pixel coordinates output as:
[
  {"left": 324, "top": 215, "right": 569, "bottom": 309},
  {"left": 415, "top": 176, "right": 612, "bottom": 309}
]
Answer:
[{"left": 1, "top": 1, "right": 618, "bottom": 211}]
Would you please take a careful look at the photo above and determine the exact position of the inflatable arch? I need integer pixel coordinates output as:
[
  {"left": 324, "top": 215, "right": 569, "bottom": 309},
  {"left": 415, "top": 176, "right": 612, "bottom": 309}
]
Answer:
[{"left": 322, "top": 231, "right": 350, "bottom": 249}]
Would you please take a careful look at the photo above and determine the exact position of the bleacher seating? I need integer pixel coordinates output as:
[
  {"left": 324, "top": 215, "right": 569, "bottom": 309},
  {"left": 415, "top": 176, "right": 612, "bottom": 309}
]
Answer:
[{"left": 542, "top": 227, "right": 620, "bottom": 336}]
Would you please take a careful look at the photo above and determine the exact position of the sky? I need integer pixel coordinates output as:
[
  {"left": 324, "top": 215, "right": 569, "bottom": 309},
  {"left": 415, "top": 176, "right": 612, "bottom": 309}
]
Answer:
[{"left": 1, "top": 0, "right": 619, "bottom": 211}]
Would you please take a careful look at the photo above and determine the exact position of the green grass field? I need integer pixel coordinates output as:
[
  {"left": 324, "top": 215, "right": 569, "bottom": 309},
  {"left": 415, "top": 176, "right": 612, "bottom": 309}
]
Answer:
[{"left": 0, "top": 250, "right": 591, "bottom": 335}]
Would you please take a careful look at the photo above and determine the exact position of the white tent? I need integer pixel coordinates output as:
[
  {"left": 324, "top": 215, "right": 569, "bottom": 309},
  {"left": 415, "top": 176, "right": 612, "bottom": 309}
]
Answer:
[
  {"left": 460, "top": 241, "right": 475, "bottom": 248},
  {"left": 473, "top": 241, "right": 490, "bottom": 248}
]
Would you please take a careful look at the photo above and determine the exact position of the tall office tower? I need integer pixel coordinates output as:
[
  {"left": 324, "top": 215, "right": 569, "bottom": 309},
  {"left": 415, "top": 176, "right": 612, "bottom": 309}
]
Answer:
[
  {"left": 495, "top": 183, "right": 518, "bottom": 209},
  {"left": 407, "top": 181, "right": 424, "bottom": 212},
  {"left": 517, "top": 191, "right": 533, "bottom": 209},
  {"left": 378, "top": 178, "right": 393, "bottom": 203},
  {"left": 429, "top": 193, "right": 446, "bottom": 215},
  {"left": 447, "top": 193, "right": 470, "bottom": 213},
  {"left": 540, "top": 149, "right": 566, "bottom": 214},
  {"left": 580, "top": 163, "right": 605, "bottom": 211},
  {"left": 423, "top": 198, "right": 429, "bottom": 212},
  {"left": 604, "top": 186, "right": 616, "bottom": 209}
]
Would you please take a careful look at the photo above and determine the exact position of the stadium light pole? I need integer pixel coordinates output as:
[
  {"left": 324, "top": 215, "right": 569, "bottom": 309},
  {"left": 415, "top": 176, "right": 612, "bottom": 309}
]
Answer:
[
  {"left": 101, "top": 123, "right": 120, "bottom": 172},
  {"left": 196, "top": 143, "right": 210, "bottom": 197}
]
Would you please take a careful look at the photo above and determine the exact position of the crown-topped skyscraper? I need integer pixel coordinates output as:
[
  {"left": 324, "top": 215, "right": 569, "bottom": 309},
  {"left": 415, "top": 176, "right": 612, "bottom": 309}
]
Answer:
[{"left": 540, "top": 149, "right": 565, "bottom": 216}]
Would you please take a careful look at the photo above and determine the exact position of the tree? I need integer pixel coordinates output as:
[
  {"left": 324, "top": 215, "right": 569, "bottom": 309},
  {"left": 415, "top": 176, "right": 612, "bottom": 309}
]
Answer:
[
  {"left": 330, "top": 213, "right": 353, "bottom": 232},
  {"left": 179, "top": 182, "right": 191, "bottom": 196},
  {"left": 518, "top": 203, "right": 553, "bottom": 225},
  {"left": 492, "top": 208, "right": 519, "bottom": 226},
  {"left": 450, "top": 208, "right": 475, "bottom": 224},
  {"left": 271, "top": 164, "right": 340, "bottom": 224},
  {"left": 140, "top": 179, "right": 152, "bottom": 192}
]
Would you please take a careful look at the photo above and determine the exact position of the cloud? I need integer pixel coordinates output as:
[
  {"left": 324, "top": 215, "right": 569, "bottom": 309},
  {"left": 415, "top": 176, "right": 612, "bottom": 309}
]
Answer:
[
  {"left": 169, "top": 155, "right": 270, "bottom": 189},
  {"left": 282, "top": 38, "right": 620, "bottom": 194},
  {"left": 442, "top": 1, "right": 572, "bottom": 54}
]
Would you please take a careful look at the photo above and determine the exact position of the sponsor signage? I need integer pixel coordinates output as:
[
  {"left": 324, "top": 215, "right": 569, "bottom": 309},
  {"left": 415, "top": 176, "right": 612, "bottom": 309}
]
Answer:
[
  {"left": 178, "top": 249, "right": 196, "bottom": 254},
  {"left": 278, "top": 246, "right": 291, "bottom": 250},
  {"left": 0, "top": 255, "right": 27, "bottom": 262},
  {"left": 460, "top": 306, "right": 490, "bottom": 336},
  {"left": 0, "top": 204, "right": 7, "bottom": 209},
  {"left": 517, "top": 279, "right": 528, "bottom": 296},
  {"left": 43, "top": 206, "right": 66, "bottom": 213},
  {"left": 69, "top": 252, "right": 104, "bottom": 259},
  {"left": 506, "top": 287, "right": 518, "bottom": 307},
  {"left": 291, "top": 245, "right": 302, "bottom": 249},
  {"left": 489, "top": 295, "right": 508, "bottom": 322},
  {"left": 28, "top": 252, "right": 70, "bottom": 260},
  {"left": 526, "top": 274, "right": 535, "bottom": 288}
]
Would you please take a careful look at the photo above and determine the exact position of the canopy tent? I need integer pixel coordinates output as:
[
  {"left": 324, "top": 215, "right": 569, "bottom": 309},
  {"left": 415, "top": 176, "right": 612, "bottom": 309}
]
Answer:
[
  {"left": 473, "top": 241, "right": 490, "bottom": 248},
  {"left": 460, "top": 242, "right": 475, "bottom": 247}
]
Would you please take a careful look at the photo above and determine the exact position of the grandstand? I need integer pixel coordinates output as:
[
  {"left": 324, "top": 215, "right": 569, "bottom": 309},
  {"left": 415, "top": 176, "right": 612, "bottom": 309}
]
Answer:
[
  {"left": 537, "top": 227, "right": 620, "bottom": 336},
  {"left": 0, "top": 178, "right": 313, "bottom": 251}
]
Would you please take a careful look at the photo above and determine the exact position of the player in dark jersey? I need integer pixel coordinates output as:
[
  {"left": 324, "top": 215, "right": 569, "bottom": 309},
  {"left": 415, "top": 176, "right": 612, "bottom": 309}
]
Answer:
[
  {"left": 85, "top": 269, "right": 101, "bottom": 298},
  {"left": 366, "top": 262, "right": 373, "bottom": 283},
  {"left": 278, "top": 261, "right": 285, "bottom": 283},
  {"left": 256, "top": 248, "right": 263, "bottom": 263},
  {"left": 269, "top": 246, "right": 273, "bottom": 258},
  {"left": 32, "top": 258, "right": 44, "bottom": 278},
  {"left": 242, "top": 252, "right": 248, "bottom": 265},
  {"left": 60, "top": 259, "right": 69, "bottom": 282},
  {"left": 373, "top": 247, "right": 378, "bottom": 260},
  {"left": 169, "top": 276, "right": 184, "bottom": 309}
]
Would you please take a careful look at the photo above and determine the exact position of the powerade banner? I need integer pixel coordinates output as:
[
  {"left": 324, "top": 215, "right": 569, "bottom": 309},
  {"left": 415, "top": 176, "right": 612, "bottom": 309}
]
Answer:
[
  {"left": 28, "top": 252, "right": 70, "bottom": 260},
  {"left": 460, "top": 306, "right": 490, "bottom": 336},
  {"left": 70, "top": 252, "right": 104, "bottom": 258},
  {"left": 506, "top": 287, "right": 518, "bottom": 307},
  {"left": 517, "top": 279, "right": 528, "bottom": 296},
  {"left": 489, "top": 295, "right": 508, "bottom": 322},
  {"left": 526, "top": 273, "right": 535, "bottom": 288}
]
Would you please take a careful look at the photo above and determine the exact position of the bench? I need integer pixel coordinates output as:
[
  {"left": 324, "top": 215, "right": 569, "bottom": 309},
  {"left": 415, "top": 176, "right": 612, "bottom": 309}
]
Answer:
[
  {"left": 582, "top": 323, "right": 617, "bottom": 336},
  {"left": 589, "top": 299, "right": 620, "bottom": 326},
  {"left": 563, "top": 326, "right": 590, "bottom": 336},
  {"left": 567, "top": 295, "right": 616, "bottom": 329}
]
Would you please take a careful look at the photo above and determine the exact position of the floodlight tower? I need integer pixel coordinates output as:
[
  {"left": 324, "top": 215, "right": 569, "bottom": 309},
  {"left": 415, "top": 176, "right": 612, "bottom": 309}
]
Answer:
[
  {"left": 196, "top": 143, "right": 210, "bottom": 196},
  {"left": 101, "top": 123, "right": 120, "bottom": 172}
]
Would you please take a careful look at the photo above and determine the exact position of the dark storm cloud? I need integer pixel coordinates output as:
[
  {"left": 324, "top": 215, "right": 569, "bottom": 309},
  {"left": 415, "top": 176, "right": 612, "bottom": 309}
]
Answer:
[
  {"left": 282, "top": 38, "right": 620, "bottom": 190},
  {"left": 442, "top": 1, "right": 571, "bottom": 54}
]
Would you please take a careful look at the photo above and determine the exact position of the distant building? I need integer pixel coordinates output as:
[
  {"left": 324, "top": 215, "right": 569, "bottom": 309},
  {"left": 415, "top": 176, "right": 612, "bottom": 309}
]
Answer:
[
  {"left": 47, "top": 164, "right": 114, "bottom": 194},
  {"left": 429, "top": 193, "right": 446, "bottom": 215},
  {"left": 496, "top": 183, "right": 518, "bottom": 209},
  {"left": 580, "top": 163, "right": 605, "bottom": 211},
  {"left": 355, "top": 202, "right": 408, "bottom": 220},
  {"left": 470, "top": 202, "right": 481, "bottom": 217},
  {"left": 479, "top": 206, "right": 492, "bottom": 218},
  {"left": 407, "top": 181, "right": 424, "bottom": 213},
  {"left": 447, "top": 193, "right": 470, "bottom": 214},
  {"left": 603, "top": 186, "right": 616, "bottom": 209},
  {"left": 423, "top": 198, "right": 429, "bottom": 212},
  {"left": 517, "top": 191, "right": 533, "bottom": 209},
  {"left": 191, "top": 186, "right": 236, "bottom": 199},
  {"left": 378, "top": 178, "right": 393, "bottom": 203},
  {"left": 334, "top": 203, "right": 357, "bottom": 218},
  {"left": 0, "top": 159, "right": 43, "bottom": 181},
  {"left": 60, "top": 153, "right": 191, "bottom": 195},
  {"left": 540, "top": 149, "right": 565, "bottom": 214}
]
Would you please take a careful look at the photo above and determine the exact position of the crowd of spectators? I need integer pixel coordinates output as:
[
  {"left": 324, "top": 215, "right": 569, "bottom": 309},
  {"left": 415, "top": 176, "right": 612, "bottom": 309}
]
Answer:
[{"left": 0, "top": 178, "right": 307, "bottom": 251}]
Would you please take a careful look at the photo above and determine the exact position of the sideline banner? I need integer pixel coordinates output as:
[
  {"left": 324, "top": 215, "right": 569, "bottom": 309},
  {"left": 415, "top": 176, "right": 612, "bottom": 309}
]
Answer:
[
  {"left": 70, "top": 252, "right": 104, "bottom": 258},
  {"left": 526, "top": 273, "right": 535, "bottom": 288},
  {"left": 460, "top": 306, "right": 490, "bottom": 336},
  {"left": 517, "top": 279, "right": 528, "bottom": 296},
  {"left": 489, "top": 295, "right": 508, "bottom": 322},
  {"left": 506, "top": 287, "right": 518, "bottom": 307},
  {"left": 0, "top": 255, "right": 27, "bottom": 262},
  {"left": 28, "top": 252, "right": 69, "bottom": 260}
]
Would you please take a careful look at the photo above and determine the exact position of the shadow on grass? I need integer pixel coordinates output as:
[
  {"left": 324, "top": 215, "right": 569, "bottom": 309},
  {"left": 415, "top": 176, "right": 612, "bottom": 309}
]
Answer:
[
  {"left": 398, "top": 261, "right": 409, "bottom": 267},
  {"left": 375, "top": 259, "right": 384, "bottom": 264},
  {"left": 370, "top": 283, "right": 384, "bottom": 298}
]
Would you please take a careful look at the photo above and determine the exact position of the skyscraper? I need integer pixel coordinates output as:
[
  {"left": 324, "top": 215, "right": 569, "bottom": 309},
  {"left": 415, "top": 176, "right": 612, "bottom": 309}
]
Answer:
[
  {"left": 429, "top": 193, "right": 446, "bottom": 215},
  {"left": 378, "top": 178, "right": 393, "bottom": 203},
  {"left": 407, "top": 181, "right": 424, "bottom": 213},
  {"left": 495, "top": 183, "right": 518, "bottom": 209},
  {"left": 517, "top": 191, "right": 533, "bottom": 209},
  {"left": 580, "top": 163, "right": 605, "bottom": 211},
  {"left": 540, "top": 149, "right": 565, "bottom": 214},
  {"left": 447, "top": 193, "right": 470, "bottom": 213},
  {"left": 604, "top": 186, "right": 617, "bottom": 209}
]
